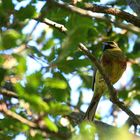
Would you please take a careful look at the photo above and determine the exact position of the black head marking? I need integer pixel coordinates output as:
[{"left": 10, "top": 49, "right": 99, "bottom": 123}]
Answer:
[{"left": 103, "top": 41, "right": 118, "bottom": 51}]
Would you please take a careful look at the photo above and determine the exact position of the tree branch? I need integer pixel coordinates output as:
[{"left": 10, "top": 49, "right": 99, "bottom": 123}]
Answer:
[
  {"left": 12, "top": 44, "right": 27, "bottom": 54},
  {"left": 0, "top": 102, "right": 36, "bottom": 128},
  {"left": 1, "top": 87, "right": 140, "bottom": 138},
  {"left": 84, "top": 3, "right": 140, "bottom": 27},
  {"left": 69, "top": 110, "right": 140, "bottom": 139},
  {"left": 49, "top": 0, "right": 140, "bottom": 28},
  {"left": 78, "top": 43, "right": 140, "bottom": 125},
  {"left": 0, "top": 102, "right": 71, "bottom": 139},
  {"left": 0, "top": 88, "right": 120, "bottom": 131},
  {"left": 34, "top": 18, "right": 68, "bottom": 34},
  {"left": 0, "top": 88, "right": 18, "bottom": 98},
  {"left": 45, "top": 0, "right": 140, "bottom": 34},
  {"left": 35, "top": 16, "right": 140, "bottom": 34}
]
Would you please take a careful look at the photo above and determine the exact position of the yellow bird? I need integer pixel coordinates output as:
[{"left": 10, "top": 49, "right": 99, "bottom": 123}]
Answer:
[{"left": 84, "top": 41, "right": 127, "bottom": 121}]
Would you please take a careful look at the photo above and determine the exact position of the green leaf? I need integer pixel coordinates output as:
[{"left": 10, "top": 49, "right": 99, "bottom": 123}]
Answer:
[
  {"left": 30, "top": 46, "right": 45, "bottom": 57},
  {"left": 130, "top": 40, "right": 140, "bottom": 58},
  {"left": 45, "top": 78, "right": 67, "bottom": 89},
  {"left": 36, "top": 30, "right": 46, "bottom": 44},
  {"left": 79, "top": 73, "right": 92, "bottom": 89},
  {"left": 2, "top": 0, "right": 14, "bottom": 11},
  {"left": 53, "top": 72, "right": 71, "bottom": 91},
  {"left": 0, "top": 68, "right": 6, "bottom": 84},
  {"left": 58, "top": 15, "right": 93, "bottom": 61},
  {"left": 49, "top": 102, "right": 71, "bottom": 116},
  {"left": 58, "top": 27, "right": 87, "bottom": 61},
  {"left": 0, "top": 55, "right": 4, "bottom": 64},
  {"left": 26, "top": 72, "right": 43, "bottom": 88},
  {"left": 132, "top": 64, "right": 140, "bottom": 76},
  {"left": 80, "top": 121, "right": 95, "bottom": 135},
  {"left": 58, "top": 59, "right": 91, "bottom": 73},
  {"left": 15, "top": 83, "right": 49, "bottom": 112},
  {"left": 1, "top": 30, "right": 21, "bottom": 49},
  {"left": 46, "top": 47, "right": 56, "bottom": 62},
  {"left": 28, "top": 133, "right": 44, "bottom": 140},
  {"left": 43, "top": 39, "right": 55, "bottom": 50},
  {"left": 15, "top": 5, "right": 37, "bottom": 21},
  {"left": 72, "top": 121, "right": 96, "bottom": 140},
  {"left": 46, "top": 4, "right": 69, "bottom": 21},
  {"left": 28, "top": 94, "right": 49, "bottom": 112},
  {"left": 13, "top": 55, "right": 27, "bottom": 74},
  {"left": 49, "top": 88, "right": 69, "bottom": 102},
  {"left": 118, "top": 89, "right": 128, "bottom": 100},
  {"left": 44, "top": 117, "right": 58, "bottom": 132},
  {"left": 66, "top": 14, "right": 93, "bottom": 30},
  {"left": 0, "top": 5, "right": 7, "bottom": 27},
  {"left": 0, "top": 116, "right": 29, "bottom": 134},
  {"left": 87, "top": 27, "right": 99, "bottom": 41}
]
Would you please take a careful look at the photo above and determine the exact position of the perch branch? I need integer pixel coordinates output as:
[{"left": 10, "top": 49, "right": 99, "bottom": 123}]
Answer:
[{"left": 78, "top": 43, "right": 140, "bottom": 125}]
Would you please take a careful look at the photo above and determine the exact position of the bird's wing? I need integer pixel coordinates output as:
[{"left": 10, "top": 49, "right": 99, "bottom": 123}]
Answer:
[{"left": 92, "top": 56, "right": 103, "bottom": 91}]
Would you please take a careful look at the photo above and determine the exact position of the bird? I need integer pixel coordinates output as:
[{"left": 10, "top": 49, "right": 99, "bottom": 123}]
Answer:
[{"left": 84, "top": 41, "right": 127, "bottom": 121}]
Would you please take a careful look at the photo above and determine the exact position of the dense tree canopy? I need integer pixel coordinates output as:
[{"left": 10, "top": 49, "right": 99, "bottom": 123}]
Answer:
[{"left": 0, "top": 0, "right": 140, "bottom": 139}]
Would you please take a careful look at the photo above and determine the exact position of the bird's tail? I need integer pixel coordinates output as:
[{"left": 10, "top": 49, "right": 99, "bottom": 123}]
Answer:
[{"left": 84, "top": 93, "right": 102, "bottom": 121}]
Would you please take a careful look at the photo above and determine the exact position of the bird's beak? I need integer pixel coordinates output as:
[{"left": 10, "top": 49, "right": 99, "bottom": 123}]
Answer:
[
  {"left": 102, "top": 42, "right": 108, "bottom": 51},
  {"left": 103, "top": 42, "right": 108, "bottom": 45}
]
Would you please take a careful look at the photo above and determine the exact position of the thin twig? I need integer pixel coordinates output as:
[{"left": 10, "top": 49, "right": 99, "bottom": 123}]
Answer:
[
  {"left": 12, "top": 44, "right": 27, "bottom": 54},
  {"left": 0, "top": 88, "right": 18, "bottom": 98},
  {"left": 0, "top": 102, "right": 36, "bottom": 128},
  {"left": 34, "top": 18, "right": 68, "bottom": 34}
]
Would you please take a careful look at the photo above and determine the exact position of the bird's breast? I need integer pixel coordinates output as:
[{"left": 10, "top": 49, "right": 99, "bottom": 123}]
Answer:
[{"left": 101, "top": 51, "right": 127, "bottom": 84}]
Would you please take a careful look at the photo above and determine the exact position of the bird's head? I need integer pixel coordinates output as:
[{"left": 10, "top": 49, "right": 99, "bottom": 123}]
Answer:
[{"left": 103, "top": 41, "right": 119, "bottom": 51}]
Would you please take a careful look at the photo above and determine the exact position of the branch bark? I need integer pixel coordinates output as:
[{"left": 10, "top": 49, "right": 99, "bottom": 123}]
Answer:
[
  {"left": 49, "top": 0, "right": 140, "bottom": 28},
  {"left": 34, "top": 17, "right": 140, "bottom": 35},
  {"left": 84, "top": 3, "right": 140, "bottom": 27},
  {"left": 45, "top": 0, "right": 140, "bottom": 34},
  {"left": 0, "top": 88, "right": 18, "bottom": 98},
  {"left": 34, "top": 18, "right": 68, "bottom": 34},
  {"left": 0, "top": 102, "right": 36, "bottom": 128},
  {"left": 0, "top": 102, "right": 71, "bottom": 139},
  {"left": 69, "top": 111, "right": 140, "bottom": 140}
]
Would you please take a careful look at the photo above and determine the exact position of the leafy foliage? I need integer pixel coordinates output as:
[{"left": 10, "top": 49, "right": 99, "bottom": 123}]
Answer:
[{"left": 0, "top": 0, "right": 140, "bottom": 139}]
